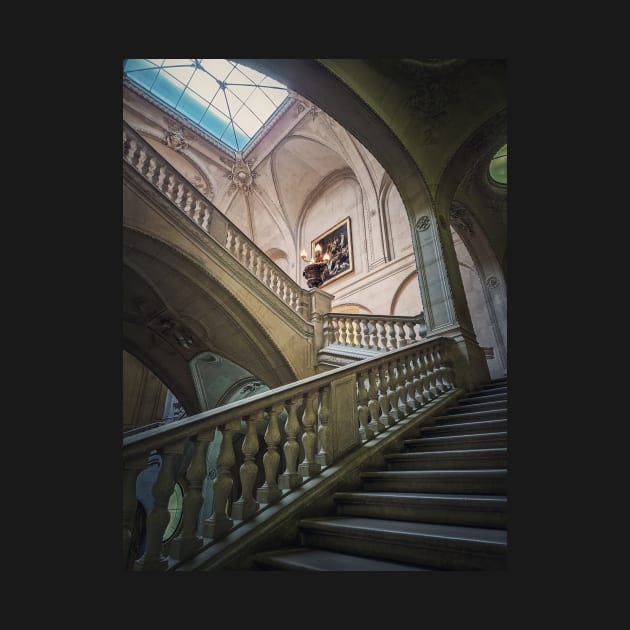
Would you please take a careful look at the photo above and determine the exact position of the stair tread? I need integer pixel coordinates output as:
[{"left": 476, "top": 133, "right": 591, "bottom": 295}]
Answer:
[
  {"left": 362, "top": 469, "right": 507, "bottom": 478},
  {"left": 254, "top": 547, "right": 432, "bottom": 571},
  {"left": 388, "top": 447, "right": 507, "bottom": 457},
  {"left": 433, "top": 409, "right": 507, "bottom": 420},
  {"left": 406, "top": 431, "right": 507, "bottom": 443},
  {"left": 335, "top": 491, "right": 507, "bottom": 503},
  {"left": 299, "top": 516, "right": 507, "bottom": 545},
  {"left": 423, "top": 419, "right": 507, "bottom": 431}
]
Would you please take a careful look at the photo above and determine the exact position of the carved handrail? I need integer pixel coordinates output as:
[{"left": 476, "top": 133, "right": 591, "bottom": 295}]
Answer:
[
  {"left": 123, "top": 121, "right": 309, "bottom": 319},
  {"left": 123, "top": 336, "right": 456, "bottom": 571},
  {"left": 321, "top": 312, "right": 427, "bottom": 352}
]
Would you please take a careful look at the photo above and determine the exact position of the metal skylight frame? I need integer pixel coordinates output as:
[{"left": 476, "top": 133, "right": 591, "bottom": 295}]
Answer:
[{"left": 123, "top": 59, "right": 290, "bottom": 153}]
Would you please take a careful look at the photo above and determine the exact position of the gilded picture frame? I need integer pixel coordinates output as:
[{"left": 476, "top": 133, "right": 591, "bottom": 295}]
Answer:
[{"left": 311, "top": 217, "right": 354, "bottom": 286}]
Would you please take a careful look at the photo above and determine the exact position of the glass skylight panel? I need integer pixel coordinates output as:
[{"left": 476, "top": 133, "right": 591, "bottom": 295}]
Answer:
[
  {"left": 124, "top": 59, "right": 289, "bottom": 151},
  {"left": 234, "top": 107, "right": 262, "bottom": 137}
]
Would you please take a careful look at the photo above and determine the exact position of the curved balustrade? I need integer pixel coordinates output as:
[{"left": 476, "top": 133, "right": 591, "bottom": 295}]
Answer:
[
  {"left": 123, "top": 336, "right": 456, "bottom": 571},
  {"left": 123, "top": 122, "right": 309, "bottom": 320},
  {"left": 322, "top": 312, "right": 427, "bottom": 352}
]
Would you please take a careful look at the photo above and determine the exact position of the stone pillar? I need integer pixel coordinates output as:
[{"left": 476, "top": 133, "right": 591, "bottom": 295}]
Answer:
[
  {"left": 309, "top": 287, "right": 334, "bottom": 364},
  {"left": 412, "top": 209, "right": 490, "bottom": 391}
]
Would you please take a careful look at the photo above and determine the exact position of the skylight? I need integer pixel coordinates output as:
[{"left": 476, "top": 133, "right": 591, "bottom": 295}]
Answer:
[{"left": 123, "top": 59, "right": 289, "bottom": 152}]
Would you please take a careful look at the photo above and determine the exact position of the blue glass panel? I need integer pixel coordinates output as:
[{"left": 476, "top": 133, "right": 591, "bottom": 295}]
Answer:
[
  {"left": 200, "top": 108, "right": 231, "bottom": 145},
  {"left": 153, "top": 72, "right": 185, "bottom": 107},
  {"left": 177, "top": 91, "right": 208, "bottom": 124},
  {"left": 129, "top": 68, "right": 159, "bottom": 92},
  {"left": 124, "top": 59, "right": 157, "bottom": 73}
]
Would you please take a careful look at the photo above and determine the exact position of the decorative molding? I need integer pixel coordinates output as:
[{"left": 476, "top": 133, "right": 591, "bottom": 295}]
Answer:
[
  {"left": 449, "top": 203, "right": 474, "bottom": 236},
  {"left": 164, "top": 119, "right": 190, "bottom": 153},
  {"left": 221, "top": 155, "right": 258, "bottom": 195},
  {"left": 416, "top": 215, "right": 431, "bottom": 232},
  {"left": 486, "top": 276, "right": 499, "bottom": 289},
  {"left": 149, "top": 315, "right": 196, "bottom": 352}
]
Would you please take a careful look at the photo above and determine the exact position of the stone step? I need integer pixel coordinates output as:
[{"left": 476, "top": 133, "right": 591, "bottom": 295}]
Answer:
[
  {"left": 298, "top": 516, "right": 507, "bottom": 570},
  {"left": 360, "top": 469, "right": 507, "bottom": 494},
  {"left": 463, "top": 386, "right": 507, "bottom": 399},
  {"left": 457, "top": 392, "right": 507, "bottom": 406},
  {"left": 334, "top": 492, "right": 507, "bottom": 528},
  {"left": 447, "top": 400, "right": 507, "bottom": 414},
  {"left": 253, "top": 547, "right": 432, "bottom": 571},
  {"left": 404, "top": 431, "right": 507, "bottom": 452},
  {"left": 385, "top": 448, "right": 508, "bottom": 470},
  {"left": 419, "top": 418, "right": 507, "bottom": 438},
  {"left": 431, "top": 408, "right": 507, "bottom": 424}
]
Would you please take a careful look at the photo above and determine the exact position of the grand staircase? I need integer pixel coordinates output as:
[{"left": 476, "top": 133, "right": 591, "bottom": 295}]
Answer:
[{"left": 253, "top": 377, "right": 508, "bottom": 570}]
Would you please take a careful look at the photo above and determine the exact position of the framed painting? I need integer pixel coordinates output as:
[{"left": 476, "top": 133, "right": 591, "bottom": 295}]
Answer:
[{"left": 312, "top": 217, "right": 353, "bottom": 286}]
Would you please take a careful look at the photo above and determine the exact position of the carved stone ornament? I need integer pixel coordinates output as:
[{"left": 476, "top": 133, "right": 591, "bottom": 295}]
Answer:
[
  {"left": 221, "top": 156, "right": 258, "bottom": 195},
  {"left": 450, "top": 203, "right": 474, "bottom": 236},
  {"left": 416, "top": 215, "right": 431, "bottom": 232},
  {"left": 164, "top": 120, "right": 190, "bottom": 153},
  {"left": 486, "top": 276, "right": 499, "bottom": 289},
  {"left": 151, "top": 317, "right": 196, "bottom": 350}
]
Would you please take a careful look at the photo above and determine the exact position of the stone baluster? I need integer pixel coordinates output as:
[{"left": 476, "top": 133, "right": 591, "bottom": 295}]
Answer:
[
  {"left": 156, "top": 164, "right": 166, "bottom": 190},
  {"left": 418, "top": 348, "right": 432, "bottom": 404},
  {"left": 367, "top": 367, "right": 385, "bottom": 433},
  {"left": 386, "top": 321, "right": 397, "bottom": 351},
  {"left": 328, "top": 316, "right": 337, "bottom": 344},
  {"left": 135, "top": 442, "right": 185, "bottom": 571},
  {"left": 396, "top": 322, "right": 406, "bottom": 348},
  {"left": 424, "top": 347, "right": 438, "bottom": 399},
  {"left": 400, "top": 355, "right": 416, "bottom": 415},
  {"left": 362, "top": 318, "right": 371, "bottom": 348},
  {"left": 225, "top": 227, "right": 234, "bottom": 254},
  {"left": 366, "top": 319, "right": 376, "bottom": 350},
  {"left": 315, "top": 385, "right": 332, "bottom": 466},
  {"left": 123, "top": 455, "right": 147, "bottom": 569},
  {"left": 275, "top": 272, "right": 283, "bottom": 297},
  {"left": 409, "top": 351, "right": 424, "bottom": 409},
  {"left": 257, "top": 404, "right": 284, "bottom": 505},
  {"left": 146, "top": 157, "right": 157, "bottom": 182},
  {"left": 203, "top": 418, "right": 240, "bottom": 539},
  {"left": 357, "top": 370, "right": 374, "bottom": 441},
  {"left": 182, "top": 190, "right": 193, "bottom": 216},
  {"left": 436, "top": 342, "right": 452, "bottom": 391},
  {"left": 200, "top": 206, "right": 211, "bottom": 232},
  {"left": 431, "top": 345, "right": 445, "bottom": 395},
  {"left": 298, "top": 390, "right": 321, "bottom": 477},
  {"left": 165, "top": 174, "right": 176, "bottom": 201},
  {"left": 376, "top": 320, "right": 387, "bottom": 351},
  {"left": 386, "top": 360, "right": 401, "bottom": 422},
  {"left": 322, "top": 315, "right": 332, "bottom": 347},
  {"left": 377, "top": 363, "right": 394, "bottom": 426},
  {"left": 231, "top": 411, "right": 262, "bottom": 521},
  {"left": 278, "top": 397, "right": 303, "bottom": 490},
  {"left": 404, "top": 320, "right": 417, "bottom": 344},
  {"left": 170, "top": 428, "right": 216, "bottom": 561},
  {"left": 441, "top": 342, "right": 456, "bottom": 389},
  {"left": 340, "top": 318, "right": 350, "bottom": 346},
  {"left": 395, "top": 357, "right": 411, "bottom": 417},
  {"left": 174, "top": 182, "right": 184, "bottom": 206},
  {"left": 136, "top": 147, "right": 147, "bottom": 174}
]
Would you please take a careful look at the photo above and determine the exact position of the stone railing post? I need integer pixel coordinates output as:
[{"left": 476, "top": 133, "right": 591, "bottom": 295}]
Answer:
[
  {"left": 231, "top": 411, "right": 262, "bottom": 521},
  {"left": 135, "top": 440, "right": 187, "bottom": 571},
  {"left": 169, "top": 428, "right": 216, "bottom": 561},
  {"left": 203, "top": 418, "right": 240, "bottom": 539},
  {"left": 257, "top": 404, "right": 284, "bottom": 505}
]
